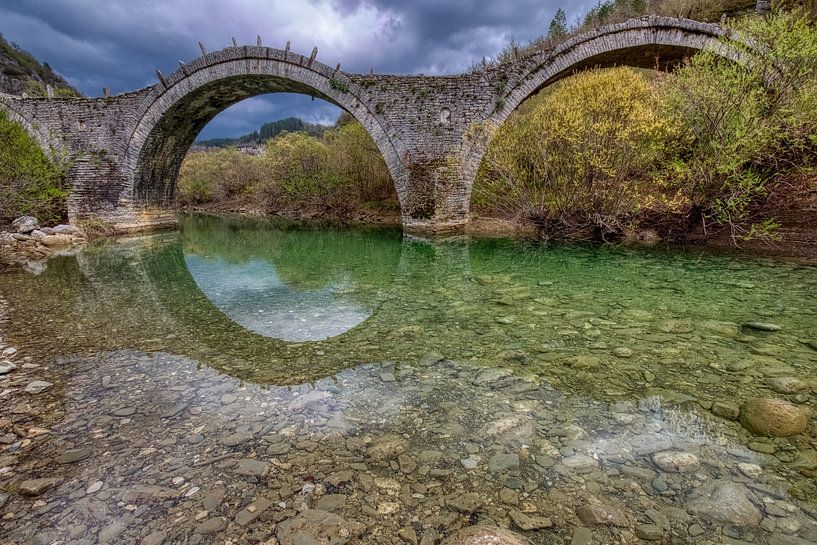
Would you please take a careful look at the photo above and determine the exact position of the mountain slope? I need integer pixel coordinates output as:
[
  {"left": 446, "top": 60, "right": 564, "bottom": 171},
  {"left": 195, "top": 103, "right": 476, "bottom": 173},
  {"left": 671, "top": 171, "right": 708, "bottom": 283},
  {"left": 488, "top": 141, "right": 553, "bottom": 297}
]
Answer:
[{"left": 0, "top": 32, "right": 79, "bottom": 97}]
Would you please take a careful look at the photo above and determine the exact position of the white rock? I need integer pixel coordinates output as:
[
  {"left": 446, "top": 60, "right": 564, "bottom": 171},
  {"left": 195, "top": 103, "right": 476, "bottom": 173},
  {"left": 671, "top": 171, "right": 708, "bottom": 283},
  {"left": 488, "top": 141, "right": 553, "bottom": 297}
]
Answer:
[
  {"left": 652, "top": 451, "right": 700, "bottom": 473},
  {"left": 737, "top": 463, "right": 762, "bottom": 479}
]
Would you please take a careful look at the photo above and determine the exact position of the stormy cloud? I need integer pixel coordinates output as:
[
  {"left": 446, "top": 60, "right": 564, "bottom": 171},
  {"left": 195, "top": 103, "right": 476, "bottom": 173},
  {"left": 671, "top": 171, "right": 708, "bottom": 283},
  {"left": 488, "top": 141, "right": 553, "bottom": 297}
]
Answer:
[{"left": 0, "top": 0, "right": 591, "bottom": 138}]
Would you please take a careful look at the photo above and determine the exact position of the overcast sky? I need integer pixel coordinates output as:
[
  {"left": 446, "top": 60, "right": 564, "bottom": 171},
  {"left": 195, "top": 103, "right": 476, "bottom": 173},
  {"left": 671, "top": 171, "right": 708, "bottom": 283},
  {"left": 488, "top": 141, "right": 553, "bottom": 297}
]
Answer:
[{"left": 0, "top": 0, "right": 590, "bottom": 139}]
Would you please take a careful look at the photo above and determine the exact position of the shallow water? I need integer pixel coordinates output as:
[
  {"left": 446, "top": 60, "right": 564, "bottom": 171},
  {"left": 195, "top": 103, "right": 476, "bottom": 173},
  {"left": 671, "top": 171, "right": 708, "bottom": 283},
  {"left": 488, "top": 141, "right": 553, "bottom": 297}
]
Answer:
[{"left": 1, "top": 214, "right": 816, "bottom": 544}]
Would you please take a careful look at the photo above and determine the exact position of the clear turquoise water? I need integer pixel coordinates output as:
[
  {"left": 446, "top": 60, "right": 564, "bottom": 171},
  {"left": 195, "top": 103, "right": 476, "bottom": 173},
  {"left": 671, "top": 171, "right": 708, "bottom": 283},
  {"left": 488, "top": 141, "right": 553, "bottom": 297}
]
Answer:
[{"left": 1, "top": 213, "right": 816, "bottom": 544}]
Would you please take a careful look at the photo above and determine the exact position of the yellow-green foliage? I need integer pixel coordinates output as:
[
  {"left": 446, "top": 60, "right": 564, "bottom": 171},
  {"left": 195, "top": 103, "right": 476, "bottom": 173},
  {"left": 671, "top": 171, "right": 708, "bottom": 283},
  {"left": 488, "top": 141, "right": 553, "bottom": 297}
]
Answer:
[
  {"left": 0, "top": 110, "right": 67, "bottom": 224},
  {"left": 178, "top": 147, "right": 265, "bottom": 205},
  {"left": 261, "top": 131, "right": 336, "bottom": 198},
  {"left": 178, "top": 121, "right": 396, "bottom": 213},
  {"left": 478, "top": 10, "right": 817, "bottom": 241},
  {"left": 476, "top": 67, "right": 675, "bottom": 236}
]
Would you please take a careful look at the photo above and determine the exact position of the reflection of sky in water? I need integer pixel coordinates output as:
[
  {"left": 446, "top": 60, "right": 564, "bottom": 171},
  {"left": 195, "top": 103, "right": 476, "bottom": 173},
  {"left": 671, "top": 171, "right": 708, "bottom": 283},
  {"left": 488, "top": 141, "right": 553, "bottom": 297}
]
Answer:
[{"left": 184, "top": 255, "right": 371, "bottom": 341}]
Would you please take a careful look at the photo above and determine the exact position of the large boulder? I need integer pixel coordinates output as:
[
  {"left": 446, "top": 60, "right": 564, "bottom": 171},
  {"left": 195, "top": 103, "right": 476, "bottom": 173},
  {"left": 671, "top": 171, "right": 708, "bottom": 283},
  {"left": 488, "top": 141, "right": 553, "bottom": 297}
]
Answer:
[
  {"left": 40, "top": 234, "right": 74, "bottom": 247},
  {"left": 12, "top": 216, "right": 39, "bottom": 234},
  {"left": 740, "top": 398, "right": 808, "bottom": 437},
  {"left": 441, "top": 525, "right": 533, "bottom": 545},
  {"left": 277, "top": 510, "right": 365, "bottom": 545}
]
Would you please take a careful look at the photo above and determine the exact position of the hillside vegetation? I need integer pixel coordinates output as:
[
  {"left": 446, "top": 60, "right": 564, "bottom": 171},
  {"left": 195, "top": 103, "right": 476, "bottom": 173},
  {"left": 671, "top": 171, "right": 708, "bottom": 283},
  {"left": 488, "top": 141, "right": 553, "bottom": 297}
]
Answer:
[{"left": 0, "top": 33, "right": 79, "bottom": 97}]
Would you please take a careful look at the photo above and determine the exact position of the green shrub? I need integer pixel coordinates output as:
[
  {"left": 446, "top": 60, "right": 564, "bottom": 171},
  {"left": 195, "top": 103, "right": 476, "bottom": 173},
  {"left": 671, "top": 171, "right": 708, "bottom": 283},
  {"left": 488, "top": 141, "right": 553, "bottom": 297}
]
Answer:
[
  {"left": 476, "top": 67, "right": 675, "bottom": 240},
  {"left": 0, "top": 110, "right": 67, "bottom": 225},
  {"left": 661, "top": 9, "right": 817, "bottom": 239}
]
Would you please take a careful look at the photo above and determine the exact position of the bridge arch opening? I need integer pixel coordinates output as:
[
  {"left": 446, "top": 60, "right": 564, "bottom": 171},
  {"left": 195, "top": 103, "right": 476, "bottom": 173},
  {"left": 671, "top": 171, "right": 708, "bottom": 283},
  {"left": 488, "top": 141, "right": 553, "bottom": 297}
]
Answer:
[
  {"left": 462, "top": 18, "right": 733, "bottom": 231},
  {"left": 125, "top": 50, "right": 405, "bottom": 222}
]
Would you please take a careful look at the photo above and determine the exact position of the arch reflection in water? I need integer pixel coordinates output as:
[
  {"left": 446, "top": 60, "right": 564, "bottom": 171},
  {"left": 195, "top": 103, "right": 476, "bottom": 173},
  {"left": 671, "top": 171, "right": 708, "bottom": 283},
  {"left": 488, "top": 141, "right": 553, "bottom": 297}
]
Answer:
[
  {"left": 179, "top": 215, "right": 402, "bottom": 341},
  {"left": 184, "top": 256, "right": 371, "bottom": 341}
]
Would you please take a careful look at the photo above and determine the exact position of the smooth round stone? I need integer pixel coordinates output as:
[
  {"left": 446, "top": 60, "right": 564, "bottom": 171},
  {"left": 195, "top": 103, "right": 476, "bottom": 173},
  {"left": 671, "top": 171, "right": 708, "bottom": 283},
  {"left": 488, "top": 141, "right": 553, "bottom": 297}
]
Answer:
[
  {"left": 740, "top": 398, "right": 808, "bottom": 437},
  {"left": 767, "top": 377, "right": 806, "bottom": 394},
  {"left": 0, "top": 362, "right": 16, "bottom": 375},
  {"left": 652, "top": 451, "right": 700, "bottom": 473},
  {"left": 86, "top": 481, "right": 103, "bottom": 494}
]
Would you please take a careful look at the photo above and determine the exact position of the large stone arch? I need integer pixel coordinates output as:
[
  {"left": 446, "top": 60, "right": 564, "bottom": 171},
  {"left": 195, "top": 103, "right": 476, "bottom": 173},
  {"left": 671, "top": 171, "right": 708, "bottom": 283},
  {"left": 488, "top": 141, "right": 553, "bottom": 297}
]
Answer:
[
  {"left": 0, "top": 94, "right": 64, "bottom": 159},
  {"left": 458, "top": 16, "right": 735, "bottom": 208},
  {"left": 124, "top": 45, "right": 408, "bottom": 217}
]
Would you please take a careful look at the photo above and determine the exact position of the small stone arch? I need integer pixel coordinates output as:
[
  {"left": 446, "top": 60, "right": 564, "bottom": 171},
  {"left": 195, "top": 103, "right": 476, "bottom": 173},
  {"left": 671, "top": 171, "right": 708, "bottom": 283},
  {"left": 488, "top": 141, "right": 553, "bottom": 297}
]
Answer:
[
  {"left": 124, "top": 45, "right": 408, "bottom": 216},
  {"left": 459, "top": 17, "right": 736, "bottom": 207}
]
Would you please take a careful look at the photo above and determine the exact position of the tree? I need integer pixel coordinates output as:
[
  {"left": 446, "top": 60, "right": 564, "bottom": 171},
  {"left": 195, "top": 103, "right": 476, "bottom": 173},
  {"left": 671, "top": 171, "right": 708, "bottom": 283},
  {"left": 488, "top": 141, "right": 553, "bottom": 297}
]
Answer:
[{"left": 548, "top": 9, "right": 568, "bottom": 40}]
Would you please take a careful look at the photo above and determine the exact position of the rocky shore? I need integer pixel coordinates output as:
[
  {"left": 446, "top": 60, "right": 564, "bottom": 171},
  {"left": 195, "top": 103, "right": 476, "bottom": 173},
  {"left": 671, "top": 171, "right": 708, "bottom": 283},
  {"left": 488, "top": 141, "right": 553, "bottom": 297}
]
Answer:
[
  {"left": 0, "top": 342, "right": 815, "bottom": 545},
  {"left": 0, "top": 216, "right": 86, "bottom": 268}
]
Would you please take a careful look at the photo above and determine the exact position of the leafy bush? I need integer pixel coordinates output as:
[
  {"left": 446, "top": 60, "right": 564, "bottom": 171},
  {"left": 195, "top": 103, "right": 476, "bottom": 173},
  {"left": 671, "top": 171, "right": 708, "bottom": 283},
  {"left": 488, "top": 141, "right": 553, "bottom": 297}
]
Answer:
[
  {"left": 179, "top": 119, "right": 397, "bottom": 215},
  {"left": 0, "top": 110, "right": 67, "bottom": 225},
  {"left": 475, "top": 67, "right": 675, "bottom": 240},
  {"left": 661, "top": 9, "right": 817, "bottom": 239},
  {"left": 178, "top": 147, "right": 264, "bottom": 205}
]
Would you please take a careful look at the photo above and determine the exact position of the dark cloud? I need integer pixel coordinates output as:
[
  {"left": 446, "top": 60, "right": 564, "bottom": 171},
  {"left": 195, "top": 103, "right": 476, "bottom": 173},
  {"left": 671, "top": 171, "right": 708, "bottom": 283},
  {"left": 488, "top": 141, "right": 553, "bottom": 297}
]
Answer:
[{"left": 0, "top": 0, "right": 593, "bottom": 138}]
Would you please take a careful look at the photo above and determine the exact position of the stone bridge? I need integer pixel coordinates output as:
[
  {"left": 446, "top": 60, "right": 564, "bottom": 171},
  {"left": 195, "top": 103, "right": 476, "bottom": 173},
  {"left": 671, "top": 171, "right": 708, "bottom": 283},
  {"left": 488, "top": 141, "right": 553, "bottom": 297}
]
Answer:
[{"left": 0, "top": 16, "right": 739, "bottom": 235}]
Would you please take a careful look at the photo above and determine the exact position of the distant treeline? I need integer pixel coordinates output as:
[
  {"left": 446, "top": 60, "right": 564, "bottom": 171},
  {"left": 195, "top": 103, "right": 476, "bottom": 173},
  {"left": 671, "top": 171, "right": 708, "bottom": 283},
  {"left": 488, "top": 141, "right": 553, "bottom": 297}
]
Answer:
[{"left": 197, "top": 117, "right": 328, "bottom": 148}]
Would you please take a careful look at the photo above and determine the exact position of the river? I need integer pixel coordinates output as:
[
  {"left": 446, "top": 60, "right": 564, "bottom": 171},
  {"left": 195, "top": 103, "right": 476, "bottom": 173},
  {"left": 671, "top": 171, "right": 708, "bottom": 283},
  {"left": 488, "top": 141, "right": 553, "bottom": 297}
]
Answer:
[{"left": 1, "top": 213, "right": 816, "bottom": 544}]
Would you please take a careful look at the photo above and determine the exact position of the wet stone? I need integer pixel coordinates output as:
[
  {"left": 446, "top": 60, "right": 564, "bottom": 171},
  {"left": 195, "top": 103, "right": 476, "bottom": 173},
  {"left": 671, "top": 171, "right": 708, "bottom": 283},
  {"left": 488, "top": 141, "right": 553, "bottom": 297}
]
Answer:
[
  {"left": 112, "top": 406, "right": 136, "bottom": 417},
  {"left": 570, "top": 527, "right": 593, "bottom": 545},
  {"left": 235, "top": 458, "right": 268, "bottom": 477},
  {"left": 315, "top": 494, "right": 346, "bottom": 511},
  {"left": 712, "top": 401, "right": 741, "bottom": 420},
  {"left": 98, "top": 520, "right": 126, "bottom": 543},
  {"left": 366, "top": 434, "right": 408, "bottom": 461},
  {"left": 19, "top": 478, "right": 61, "bottom": 497},
  {"left": 142, "top": 531, "right": 167, "bottom": 545},
  {"left": 193, "top": 516, "right": 227, "bottom": 534},
  {"left": 768, "top": 377, "right": 806, "bottom": 394},
  {"left": 441, "top": 525, "right": 533, "bottom": 545},
  {"left": 635, "top": 524, "right": 664, "bottom": 541},
  {"left": 743, "top": 322, "right": 782, "bottom": 332},
  {"left": 488, "top": 453, "right": 519, "bottom": 473},
  {"left": 652, "top": 451, "right": 700, "bottom": 473},
  {"left": 235, "top": 498, "right": 273, "bottom": 525},
  {"left": 24, "top": 380, "right": 53, "bottom": 394},
  {"left": 398, "top": 526, "right": 419, "bottom": 545},
  {"left": 686, "top": 480, "right": 762, "bottom": 527},
  {"left": 448, "top": 493, "right": 483, "bottom": 513},
  {"left": 276, "top": 510, "right": 365, "bottom": 545},
  {"left": 221, "top": 431, "right": 254, "bottom": 447},
  {"left": 508, "top": 509, "right": 552, "bottom": 530},
  {"left": 740, "top": 398, "right": 808, "bottom": 437},
  {"left": 576, "top": 504, "right": 628, "bottom": 526},
  {"left": 56, "top": 447, "right": 92, "bottom": 464}
]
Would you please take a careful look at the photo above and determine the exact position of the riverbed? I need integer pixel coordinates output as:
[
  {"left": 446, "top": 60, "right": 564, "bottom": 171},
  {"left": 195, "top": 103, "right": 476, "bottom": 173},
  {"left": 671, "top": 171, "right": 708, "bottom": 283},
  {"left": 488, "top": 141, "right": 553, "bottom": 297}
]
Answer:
[{"left": 1, "top": 213, "right": 816, "bottom": 544}]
